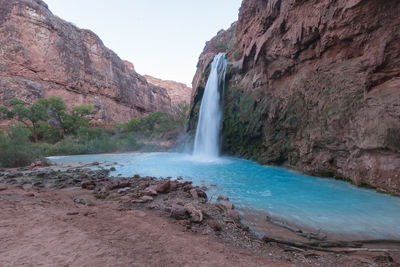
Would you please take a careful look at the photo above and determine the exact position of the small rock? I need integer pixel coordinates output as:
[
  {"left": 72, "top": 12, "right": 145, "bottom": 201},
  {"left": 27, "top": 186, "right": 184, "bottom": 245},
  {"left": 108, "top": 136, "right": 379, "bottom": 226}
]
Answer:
[
  {"left": 217, "top": 195, "right": 229, "bottom": 201},
  {"left": 141, "top": 196, "right": 154, "bottom": 202},
  {"left": 118, "top": 187, "right": 131, "bottom": 194},
  {"left": 143, "top": 187, "right": 158, "bottom": 196},
  {"left": 228, "top": 210, "right": 240, "bottom": 220},
  {"left": 184, "top": 203, "right": 203, "bottom": 223},
  {"left": 132, "top": 199, "right": 145, "bottom": 204},
  {"left": 200, "top": 185, "right": 208, "bottom": 190},
  {"left": 208, "top": 220, "right": 222, "bottom": 231},
  {"left": 66, "top": 212, "right": 79, "bottom": 216},
  {"left": 170, "top": 204, "right": 187, "bottom": 220},
  {"left": 0, "top": 186, "right": 7, "bottom": 192},
  {"left": 222, "top": 201, "right": 234, "bottom": 210},
  {"left": 94, "top": 187, "right": 110, "bottom": 199},
  {"left": 73, "top": 198, "right": 86, "bottom": 205},
  {"left": 133, "top": 174, "right": 140, "bottom": 179},
  {"left": 156, "top": 180, "right": 170, "bottom": 193},
  {"left": 25, "top": 193, "right": 35, "bottom": 197},
  {"left": 110, "top": 167, "right": 116, "bottom": 171}
]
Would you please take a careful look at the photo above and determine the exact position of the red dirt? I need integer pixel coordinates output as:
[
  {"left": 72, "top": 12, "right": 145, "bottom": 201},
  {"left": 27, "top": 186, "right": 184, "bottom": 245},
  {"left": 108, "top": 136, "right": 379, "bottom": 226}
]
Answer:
[{"left": 0, "top": 186, "right": 285, "bottom": 266}]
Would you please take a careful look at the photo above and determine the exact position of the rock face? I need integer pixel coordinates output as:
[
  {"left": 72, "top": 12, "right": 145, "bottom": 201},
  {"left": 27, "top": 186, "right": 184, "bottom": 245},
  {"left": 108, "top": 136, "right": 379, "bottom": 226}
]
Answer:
[
  {"left": 0, "top": 0, "right": 171, "bottom": 122},
  {"left": 189, "top": 0, "right": 400, "bottom": 194},
  {"left": 144, "top": 75, "right": 192, "bottom": 106}
]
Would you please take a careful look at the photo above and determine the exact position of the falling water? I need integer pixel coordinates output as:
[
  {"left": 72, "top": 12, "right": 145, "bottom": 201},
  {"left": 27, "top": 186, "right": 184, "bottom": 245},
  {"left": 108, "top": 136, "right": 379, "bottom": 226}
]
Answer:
[{"left": 193, "top": 53, "right": 227, "bottom": 159}]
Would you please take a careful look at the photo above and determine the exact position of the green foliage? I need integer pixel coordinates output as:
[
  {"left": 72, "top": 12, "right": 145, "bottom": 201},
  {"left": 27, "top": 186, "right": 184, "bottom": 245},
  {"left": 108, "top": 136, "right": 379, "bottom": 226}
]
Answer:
[
  {"left": 0, "top": 125, "right": 43, "bottom": 167},
  {"left": 0, "top": 96, "right": 186, "bottom": 167}
]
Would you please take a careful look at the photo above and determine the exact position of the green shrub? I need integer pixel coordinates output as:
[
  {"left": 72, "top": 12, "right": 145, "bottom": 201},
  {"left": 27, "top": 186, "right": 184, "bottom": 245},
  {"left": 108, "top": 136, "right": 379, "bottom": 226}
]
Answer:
[{"left": 0, "top": 125, "right": 44, "bottom": 167}]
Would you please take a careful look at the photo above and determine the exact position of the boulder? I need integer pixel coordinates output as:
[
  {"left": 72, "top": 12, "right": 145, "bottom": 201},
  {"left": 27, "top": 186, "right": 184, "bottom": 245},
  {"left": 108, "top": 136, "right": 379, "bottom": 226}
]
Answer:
[
  {"left": 156, "top": 180, "right": 171, "bottom": 193},
  {"left": 184, "top": 203, "right": 203, "bottom": 223},
  {"left": 170, "top": 204, "right": 187, "bottom": 220}
]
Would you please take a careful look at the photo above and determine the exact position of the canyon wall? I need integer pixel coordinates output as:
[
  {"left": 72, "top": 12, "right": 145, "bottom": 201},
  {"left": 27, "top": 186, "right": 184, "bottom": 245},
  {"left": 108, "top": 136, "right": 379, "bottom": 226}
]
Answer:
[
  {"left": 189, "top": 0, "right": 400, "bottom": 194},
  {"left": 0, "top": 0, "right": 171, "bottom": 123},
  {"left": 144, "top": 75, "right": 192, "bottom": 105}
]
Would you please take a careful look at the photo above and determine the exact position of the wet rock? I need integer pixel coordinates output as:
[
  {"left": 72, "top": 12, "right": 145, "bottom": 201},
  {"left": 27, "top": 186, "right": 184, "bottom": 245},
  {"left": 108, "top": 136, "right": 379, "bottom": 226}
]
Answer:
[
  {"left": 200, "top": 185, "right": 208, "bottom": 190},
  {"left": 208, "top": 220, "right": 222, "bottom": 231},
  {"left": 133, "top": 174, "right": 140, "bottom": 179},
  {"left": 141, "top": 196, "right": 154, "bottom": 202},
  {"left": 217, "top": 195, "right": 229, "bottom": 201},
  {"left": 110, "top": 167, "right": 116, "bottom": 171},
  {"left": 184, "top": 203, "right": 203, "bottom": 223},
  {"left": 156, "top": 180, "right": 170, "bottom": 193},
  {"left": 222, "top": 201, "right": 234, "bottom": 210},
  {"left": 196, "top": 189, "right": 207, "bottom": 199},
  {"left": 170, "top": 204, "right": 188, "bottom": 220}
]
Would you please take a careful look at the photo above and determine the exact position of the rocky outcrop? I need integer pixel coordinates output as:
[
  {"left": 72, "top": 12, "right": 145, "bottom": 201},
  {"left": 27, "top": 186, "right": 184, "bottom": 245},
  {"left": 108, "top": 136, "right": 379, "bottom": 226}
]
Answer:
[
  {"left": 0, "top": 0, "right": 171, "bottom": 122},
  {"left": 189, "top": 0, "right": 400, "bottom": 194},
  {"left": 144, "top": 75, "right": 192, "bottom": 105}
]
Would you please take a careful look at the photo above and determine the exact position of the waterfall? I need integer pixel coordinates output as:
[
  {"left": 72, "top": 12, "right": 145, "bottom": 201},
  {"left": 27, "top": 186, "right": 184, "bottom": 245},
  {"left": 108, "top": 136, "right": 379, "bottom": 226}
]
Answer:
[{"left": 193, "top": 53, "right": 227, "bottom": 159}]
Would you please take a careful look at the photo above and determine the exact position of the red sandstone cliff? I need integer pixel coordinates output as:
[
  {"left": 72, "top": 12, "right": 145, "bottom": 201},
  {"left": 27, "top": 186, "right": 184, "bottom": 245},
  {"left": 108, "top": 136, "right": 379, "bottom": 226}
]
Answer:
[
  {"left": 190, "top": 0, "right": 400, "bottom": 194},
  {"left": 144, "top": 75, "right": 192, "bottom": 105},
  {"left": 0, "top": 0, "right": 171, "bottom": 122}
]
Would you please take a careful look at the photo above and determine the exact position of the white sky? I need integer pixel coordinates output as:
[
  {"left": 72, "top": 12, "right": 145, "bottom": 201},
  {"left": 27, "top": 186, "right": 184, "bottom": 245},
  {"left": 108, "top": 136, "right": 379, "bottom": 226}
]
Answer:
[{"left": 44, "top": 0, "right": 242, "bottom": 86}]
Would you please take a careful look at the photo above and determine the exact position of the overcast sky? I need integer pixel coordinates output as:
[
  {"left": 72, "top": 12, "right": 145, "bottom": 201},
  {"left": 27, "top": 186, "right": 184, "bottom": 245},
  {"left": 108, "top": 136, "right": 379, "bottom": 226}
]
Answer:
[{"left": 44, "top": 0, "right": 242, "bottom": 86}]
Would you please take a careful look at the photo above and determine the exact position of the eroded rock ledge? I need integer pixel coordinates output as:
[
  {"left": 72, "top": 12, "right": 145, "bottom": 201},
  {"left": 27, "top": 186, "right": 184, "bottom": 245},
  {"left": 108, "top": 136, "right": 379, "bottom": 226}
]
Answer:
[{"left": 0, "top": 0, "right": 171, "bottom": 122}]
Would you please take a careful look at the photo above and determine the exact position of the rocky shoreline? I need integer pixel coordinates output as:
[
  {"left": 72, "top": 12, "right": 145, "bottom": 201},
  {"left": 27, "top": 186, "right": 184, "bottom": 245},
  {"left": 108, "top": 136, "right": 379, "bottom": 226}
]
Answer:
[{"left": 1, "top": 164, "right": 399, "bottom": 266}]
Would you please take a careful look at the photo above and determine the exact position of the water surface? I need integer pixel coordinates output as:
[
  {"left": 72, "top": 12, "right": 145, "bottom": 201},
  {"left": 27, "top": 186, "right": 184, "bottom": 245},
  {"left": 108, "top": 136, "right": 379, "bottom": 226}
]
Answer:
[{"left": 49, "top": 152, "right": 400, "bottom": 239}]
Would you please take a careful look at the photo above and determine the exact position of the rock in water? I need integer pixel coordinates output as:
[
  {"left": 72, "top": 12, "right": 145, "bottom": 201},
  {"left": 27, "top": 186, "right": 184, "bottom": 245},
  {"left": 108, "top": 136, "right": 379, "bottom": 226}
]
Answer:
[
  {"left": 222, "top": 201, "right": 234, "bottom": 210},
  {"left": 217, "top": 195, "right": 229, "bottom": 201}
]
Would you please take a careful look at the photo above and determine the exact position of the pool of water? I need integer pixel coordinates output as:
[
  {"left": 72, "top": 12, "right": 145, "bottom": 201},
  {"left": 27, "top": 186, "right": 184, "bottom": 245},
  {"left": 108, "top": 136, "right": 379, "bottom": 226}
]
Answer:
[{"left": 49, "top": 152, "right": 400, "bottom": 239}]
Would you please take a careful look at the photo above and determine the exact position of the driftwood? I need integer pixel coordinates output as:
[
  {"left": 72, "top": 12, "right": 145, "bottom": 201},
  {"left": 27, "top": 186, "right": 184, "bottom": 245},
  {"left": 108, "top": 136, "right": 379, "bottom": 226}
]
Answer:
[
  {"left": 262, "top": 237, "right": 346, "bottom": 253},
  {"left": 263, "top": 236, "right": 400, "bottom": 254},
  {"left": 265, "top": 216, "right": 327, "bottom": 241}
]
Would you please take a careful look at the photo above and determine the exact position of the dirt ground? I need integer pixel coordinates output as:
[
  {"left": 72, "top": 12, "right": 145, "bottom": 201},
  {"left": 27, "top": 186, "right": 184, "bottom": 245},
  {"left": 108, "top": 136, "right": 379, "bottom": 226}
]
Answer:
[
  {"left": 0, "top": 168, "right": 398, "bottom": 267},
  {"left": 0, "top": 186, "right": 286, "bottom": 267}
]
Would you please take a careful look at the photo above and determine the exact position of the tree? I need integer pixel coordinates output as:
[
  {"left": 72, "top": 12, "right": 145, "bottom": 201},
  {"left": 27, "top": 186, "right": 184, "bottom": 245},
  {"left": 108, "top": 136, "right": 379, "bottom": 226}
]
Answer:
[{"left": 8, "top": 98, "right": 49, "bottom": 142}]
